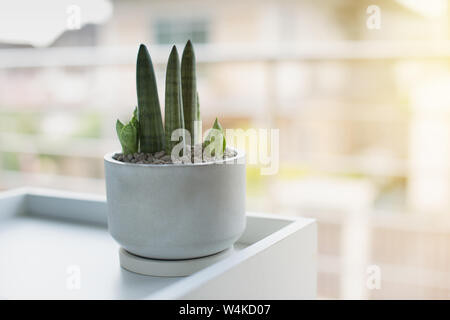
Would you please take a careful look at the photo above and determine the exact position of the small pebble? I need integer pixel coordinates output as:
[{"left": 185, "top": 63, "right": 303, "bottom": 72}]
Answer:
[
  {"left": 161, "top": 155, "right": 171, "bottom": 162},
  {"left": 192, "top": 145, "right": 203, "bottom": 157},
  {"left": 154, "top": 151, "right": 165, "bottom": 159},
  {"left": 113, "top": 148, "right": 236, "bottom": 164}
]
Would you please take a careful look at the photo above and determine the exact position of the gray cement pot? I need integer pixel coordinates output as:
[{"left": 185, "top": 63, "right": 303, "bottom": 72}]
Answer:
[{"left": 104, "top": 149, "right": 246, "bottom": 260}]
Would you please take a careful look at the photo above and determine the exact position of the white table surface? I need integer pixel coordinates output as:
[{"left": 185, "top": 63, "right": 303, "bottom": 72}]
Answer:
[{"left": 0, "top": 188, "right": 317, "bottom": 299}]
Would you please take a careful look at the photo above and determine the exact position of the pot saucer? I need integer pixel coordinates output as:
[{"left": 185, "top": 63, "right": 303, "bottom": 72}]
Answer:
[{"left": 119, "top": 246, "right": 234, "bottom": 277}]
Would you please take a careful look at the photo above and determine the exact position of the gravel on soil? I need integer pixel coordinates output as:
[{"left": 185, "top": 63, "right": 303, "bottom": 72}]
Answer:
[{"left": 112, "top": 147, "right": 238, "bottom": 165}]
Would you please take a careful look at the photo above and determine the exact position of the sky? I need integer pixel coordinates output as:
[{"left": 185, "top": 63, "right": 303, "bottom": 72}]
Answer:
[{"left": 0, "top": 0, "right": 113, "bottom": 47}]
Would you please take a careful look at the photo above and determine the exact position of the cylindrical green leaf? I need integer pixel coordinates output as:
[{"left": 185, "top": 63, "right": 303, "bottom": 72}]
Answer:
[
  {"left": 181, "top": 40, "right": 198, "bottom": 146},
  {"left": 194, "top": 91, "right": 202, "bottom": 145},
  {"left": 165, "top": 46, "right": 186, "bottom": 155},
  {"left": 136, "top": 44, "right": 165, "bottom": 153}
]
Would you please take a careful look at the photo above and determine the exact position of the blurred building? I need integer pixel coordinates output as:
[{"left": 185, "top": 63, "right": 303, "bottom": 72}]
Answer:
[{"left": 0, "top": 0, "right": 450, "bottom": 299}]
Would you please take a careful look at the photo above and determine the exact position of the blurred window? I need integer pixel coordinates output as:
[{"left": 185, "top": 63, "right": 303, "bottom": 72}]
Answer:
[{"left": 154, "top": 18, "right": 209, "bottom": 44}]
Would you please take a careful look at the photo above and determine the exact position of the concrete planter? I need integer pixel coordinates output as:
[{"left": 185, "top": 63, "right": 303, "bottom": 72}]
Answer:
[{"left": 104, "top": 149, "right": 246, "bottom": 260}]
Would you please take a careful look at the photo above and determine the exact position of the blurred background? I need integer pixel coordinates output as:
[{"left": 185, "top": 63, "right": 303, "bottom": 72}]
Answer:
[{"left": 1, "top": 0, "right": 450, "bottom": 299}]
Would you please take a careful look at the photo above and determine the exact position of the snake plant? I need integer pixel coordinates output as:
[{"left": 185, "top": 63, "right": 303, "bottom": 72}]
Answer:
[
  {"left": 116, "top": 40, "right": 227, "bottom": 159},
  {"left": 181, "top": 40, "right": 200, "bottom": 145},
  {"left": 136, "top": 44, "right": 164, "bottom": 153},
  {"left": 164, "top": 45, "right": 185, "bottom": 155}
]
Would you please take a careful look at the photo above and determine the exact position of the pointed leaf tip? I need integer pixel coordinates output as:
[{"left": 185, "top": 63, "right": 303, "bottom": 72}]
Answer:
[
  {"left": 169, "top": 45, "right": 179, "bottom": 57},
  {"left": 213, "top": 118, "right": 223, "bottom": 130},
  {"left": 184, "top": 40, "right": 194, "bottom": 52},
  {"left": 136, "top": 44, "right": 151, "bottom": 62},
  {"left": 116, "top": 119, "right": 124, "bottom": 134},
  {"left": 136, "top": 42, "right": 164, "bottom": 153}
]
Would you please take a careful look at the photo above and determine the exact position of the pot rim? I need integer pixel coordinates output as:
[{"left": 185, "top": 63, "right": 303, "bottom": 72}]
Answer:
[{"left": 104, "top": 147, "right": 245, "bottom": 167}]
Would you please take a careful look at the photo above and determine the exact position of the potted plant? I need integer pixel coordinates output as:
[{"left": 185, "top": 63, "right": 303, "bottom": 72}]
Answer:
[{"left": 104, "top": 40, "right": 246, "bottom": 260}]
